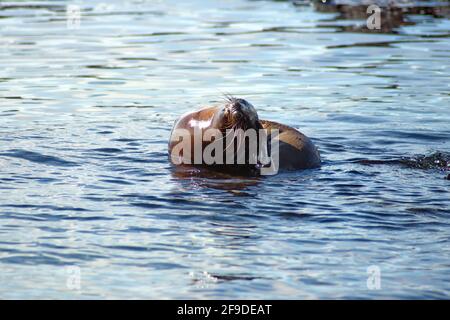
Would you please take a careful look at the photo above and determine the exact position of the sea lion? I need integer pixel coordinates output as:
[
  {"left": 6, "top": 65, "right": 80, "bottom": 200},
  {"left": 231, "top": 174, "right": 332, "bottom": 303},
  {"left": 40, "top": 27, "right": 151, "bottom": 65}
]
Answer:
[{"left": 168, "top": 97, "right": 320, "bottom": 175}]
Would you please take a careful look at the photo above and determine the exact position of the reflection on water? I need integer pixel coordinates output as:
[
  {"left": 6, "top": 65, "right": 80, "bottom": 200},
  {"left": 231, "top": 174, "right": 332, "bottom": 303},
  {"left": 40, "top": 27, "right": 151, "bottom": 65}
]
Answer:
[
  {"left": 171, "top": 165, "right": 262, "bottom": 192},
  {"left": 0, "top": 0, "right": 449, "bottom": 299}
]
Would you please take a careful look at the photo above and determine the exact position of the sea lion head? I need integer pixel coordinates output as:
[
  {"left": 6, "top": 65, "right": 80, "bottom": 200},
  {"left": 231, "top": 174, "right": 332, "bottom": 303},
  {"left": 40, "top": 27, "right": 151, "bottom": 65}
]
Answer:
[
  {"left": 215, "top": 96, "right": 263, "bottom": 132},
  {"left": 208, "top": 96, "right": 266, "bottom": 174}
]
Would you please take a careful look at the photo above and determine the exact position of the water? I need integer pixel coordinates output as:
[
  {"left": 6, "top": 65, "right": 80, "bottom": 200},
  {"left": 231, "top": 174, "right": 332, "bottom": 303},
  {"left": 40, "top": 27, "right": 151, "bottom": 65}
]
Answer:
[{"left": 0, "top": 0, "right": 449, "bottom": 299}]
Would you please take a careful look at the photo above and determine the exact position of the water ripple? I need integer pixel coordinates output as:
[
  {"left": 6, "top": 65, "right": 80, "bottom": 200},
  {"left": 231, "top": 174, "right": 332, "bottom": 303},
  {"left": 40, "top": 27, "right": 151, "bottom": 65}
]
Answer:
[{"left": 0, "top": 150, "right": 78, "bottom": 167}]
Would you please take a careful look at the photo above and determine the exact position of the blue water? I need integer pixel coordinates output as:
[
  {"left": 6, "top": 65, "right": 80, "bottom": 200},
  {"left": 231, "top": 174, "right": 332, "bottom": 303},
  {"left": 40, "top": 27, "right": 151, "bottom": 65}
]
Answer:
[{"left": 0, "top": 0, "right": 449, "bottom": 299}]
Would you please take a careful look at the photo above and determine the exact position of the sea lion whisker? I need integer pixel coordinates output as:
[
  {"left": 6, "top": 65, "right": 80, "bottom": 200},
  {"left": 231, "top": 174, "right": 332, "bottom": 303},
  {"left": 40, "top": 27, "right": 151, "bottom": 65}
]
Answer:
[
  {"left": 213, "top": 126, "right": 234, "bottom": 144},
  {"left": 224, "top": 92, "right": 235, "bottom": 103},
  {"left": 220, "top": 93, "right": 231, "bottom": 103},
  {"left": 223, "top": 124, "right": 241, "bottom": 154},
  {"left": 224, "top": 134, "right": 236, "bottom": 154},
  {"left": 219, "top": 92, "right": 227, "bottom": 100}
]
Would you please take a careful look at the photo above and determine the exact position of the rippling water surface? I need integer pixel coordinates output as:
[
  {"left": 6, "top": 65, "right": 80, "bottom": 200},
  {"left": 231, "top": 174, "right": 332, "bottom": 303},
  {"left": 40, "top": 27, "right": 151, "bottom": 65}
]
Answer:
[{"left": 0, "top": 0, "right": 449, "bottom": 299}]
